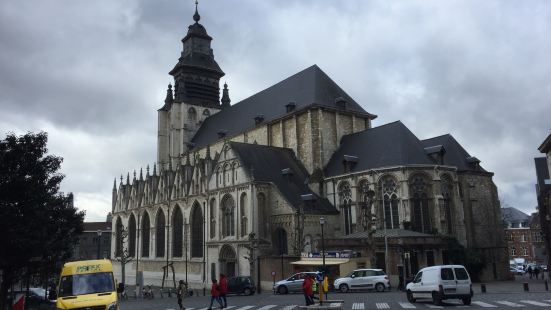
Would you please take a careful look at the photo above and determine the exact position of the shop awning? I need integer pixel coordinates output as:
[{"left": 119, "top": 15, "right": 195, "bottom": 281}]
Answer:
[{"left": 291, "top": 258, "right": 350, "bottom": 266}]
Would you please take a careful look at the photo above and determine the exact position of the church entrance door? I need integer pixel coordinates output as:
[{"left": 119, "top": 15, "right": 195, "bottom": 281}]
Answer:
[{"left": 219, "top": 245, "right": 237, "bottom": 277}]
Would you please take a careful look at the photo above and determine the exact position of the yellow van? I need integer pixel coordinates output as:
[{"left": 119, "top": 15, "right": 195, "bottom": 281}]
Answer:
[{"left": 55, "top": 259, "right": 118, "bottom": 310}]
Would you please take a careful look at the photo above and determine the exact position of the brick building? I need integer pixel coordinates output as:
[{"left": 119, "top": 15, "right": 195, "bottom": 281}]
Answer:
[
  {"left": 71, "top": 222, "right": 112, "bottom": 261},
  {"left": 536, "top": 133, "right": 551, "bottom": 270}
]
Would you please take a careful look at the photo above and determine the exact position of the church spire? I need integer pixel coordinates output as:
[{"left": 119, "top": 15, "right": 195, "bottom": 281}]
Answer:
[
  {"left": 193, "top": 0, "right": 200, "bottom": 23},
  {"left": 221, "top": 82, "right": 231, "bottom": 108}
]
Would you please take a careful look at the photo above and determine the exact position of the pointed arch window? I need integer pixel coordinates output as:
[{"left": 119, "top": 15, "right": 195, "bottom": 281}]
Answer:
[
  {"left": 188, "top": 107, "right": 197, "bottom": 122},
  {"left": 141, "top": 212, "right": 150, "bottom": 258},
  {"left": 257, "top": 193, "right": 268, "bottom": 239},
  {"left": 172, "top": 207, "right": 183, "bottom": 258},
  {"left": 380, "top": 177, "right": 399, "bottom": 229},
  {"left": 274, "top": 228, "right": 288, "bottom": 255},
  {"left": 156, "top": 209, "right": 166, "bottom": 257},
  {"left": 240, "top": 193, "right": 248, "bottom": 237},
  {"left": 221, "top": 195, "right": 236, "bottom": 237},
  {"left": 338, "top": 181, "right": 353, "bottom": 235},
  {"left": 191, "top": 203, "right": 204, "bottom": 257},
  {"left": 410, "top": 175, "right": 432, "bottom": 233},
  {"left": 209, "top": 198, "right": 216, "bottom": 239},
  {"left": 440, "top": 175, "right": 454, "bottom": 235},
  {"left": 115, "top": 217, "right": 123, "bottom": 257},
  {"left": 129, "top": 214, "right": 136, "bottom": 257}
]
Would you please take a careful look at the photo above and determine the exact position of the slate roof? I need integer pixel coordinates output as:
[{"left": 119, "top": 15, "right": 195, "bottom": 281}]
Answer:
[
  {"left": 324, "top": 121, "right": 486, "bottom": 177},
  {"left": 501, "top": 207, "right": 530, "bottom": 226},
  {"left": 229, "top": 142, "right": 338, "bottom": 215},
  {"left": 421, "top": 134, "right": 486, "bottom": 172},
  {"left": 192, "top": 65, "right": 376, "bottom": 148},
  {"left": 342, "top": 228, "right": 435, "bottom": 239},
  {"left": 324, "top": 121, "right": 433, "bottom": 176},
  {"left": 83, "top": 222, "right": 112, "bottom": 232}
]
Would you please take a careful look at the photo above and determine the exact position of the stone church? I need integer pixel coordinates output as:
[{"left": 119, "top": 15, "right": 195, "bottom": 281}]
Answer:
[{"left": 110, "top": 4, "right": 508, "bottom": 290}]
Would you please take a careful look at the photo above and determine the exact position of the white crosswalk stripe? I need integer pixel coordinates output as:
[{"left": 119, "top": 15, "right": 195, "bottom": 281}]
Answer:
[
  {"left": 234, "top": 307, "right": 255, "bottom": 310},
  {"left": 376, "top": 303, "right": 390, "bottom": 309},
  {"left": 425, "top": 304, "right": 443, "bottom": 309},
  {"left": 398, "top": 302, "right": 416, "bottom": 309},
  {"left": 520, "top": 300, "right": 551, "bottom": 307},
  {"left": 280, "top": 305, "right": 297, "bottom": 310},
  {"left": 256, "top": 306, "right": 277, "bottom": 310},
  {"left": 471, "top": 301, "right": 497, "bottom": 308},
  {"left": 496, "top": 301, "right": 525, "bottom": 307},
  {"left": 225, "top": 307, "right": 236, "bottom": 310},
  {"left": 330, "top": 303, "right": 341, "bottom": 307},
  {"left": 352, "top": 303, "right": 365, "bottom": 310}
]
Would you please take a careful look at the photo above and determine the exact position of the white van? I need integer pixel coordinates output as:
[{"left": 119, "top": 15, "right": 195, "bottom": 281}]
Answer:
[{"left": 406, "top": 265, "right": 473, "bottom": 305}]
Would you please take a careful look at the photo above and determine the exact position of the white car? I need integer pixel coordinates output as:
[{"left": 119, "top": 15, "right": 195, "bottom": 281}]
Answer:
[
  {"left": 333, "top": 269, "right": 390, "bottom": 293},
  {"left": 406, "top": 265, "right": 473, "bottom": 306}
]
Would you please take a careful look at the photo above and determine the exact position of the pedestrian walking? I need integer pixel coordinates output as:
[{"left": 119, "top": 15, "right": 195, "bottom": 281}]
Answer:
[
  {"left": 207, "top": 279, "right": 223, "bottom": 310},
  {"left": 302, "top": 274, "right": 314, "bottom": 306},
  {"left": 527, "top": 266, "right": 533, "bottom": 279},
  {"left": 535, "top": 267, "right": 541, "bottom": 279},
  {"left": 219, "top": 274, "right": 228, "bottom": 309},
  {"left": 177, "top": 280, "right": 187, "bottom": 310}
]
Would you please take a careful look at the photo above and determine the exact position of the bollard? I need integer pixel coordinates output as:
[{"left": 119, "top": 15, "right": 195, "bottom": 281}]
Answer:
[
  {"left": 480, "top": 283, "right": 486, "bottom": 293},
  {"left": 160, "top": 289, "right": 164, "bottom": 298},
  {"left": 523, "top": 282, "right": 529, "bottom": 292},
  {"left": 168, "top": 288, "right": 172, "bottom": 297},
  {"left": 545, "top": 280, "right": 549, "bottom": 291}
]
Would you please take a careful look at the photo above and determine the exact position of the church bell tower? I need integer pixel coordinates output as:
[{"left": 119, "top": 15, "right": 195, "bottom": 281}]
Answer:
[{"left": 157, "top": 1, "right": 226, "bottom": 167}]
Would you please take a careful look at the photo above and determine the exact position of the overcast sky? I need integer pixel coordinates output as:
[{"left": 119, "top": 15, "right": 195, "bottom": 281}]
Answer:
[{"left": 1, "top": 0, "right": 550, "bottom": 221}]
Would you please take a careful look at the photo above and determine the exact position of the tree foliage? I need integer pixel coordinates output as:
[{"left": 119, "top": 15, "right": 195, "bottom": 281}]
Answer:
[
  {"left": 445, "top": 237, "right": 487, "bottom": 282},
  {"left": 0, "top": 132, "right": 85, "bottom": 309}
]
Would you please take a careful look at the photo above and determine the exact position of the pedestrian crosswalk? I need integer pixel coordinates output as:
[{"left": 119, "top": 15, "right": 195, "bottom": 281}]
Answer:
[{"left": 155, "top": 299, "right": 551, "bottom": 310}]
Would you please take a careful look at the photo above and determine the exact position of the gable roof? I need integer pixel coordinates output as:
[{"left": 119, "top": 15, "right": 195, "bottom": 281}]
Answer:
[
  {"left": 192, "top": 65, "right": 375, "bottom": 148},
  {"left": 421, "top": 134, "right": 487, "bottom": 172},
  {"left": 324, "top": 121, "right": 433, "bottom": 176},
  {"left": 229, "top": 142, "right": 337, "bottom": 215},
  {"left": 501, "top": 207, "right": 530, "bottom": 225}
]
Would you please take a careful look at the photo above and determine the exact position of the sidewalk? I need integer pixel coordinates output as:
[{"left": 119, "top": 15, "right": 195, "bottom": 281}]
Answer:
[{"left": 474, "top": 274, "right": 550, "bottom": 293}]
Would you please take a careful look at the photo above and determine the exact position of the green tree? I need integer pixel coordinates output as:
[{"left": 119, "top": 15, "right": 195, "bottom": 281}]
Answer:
[
  {"left": 445, "top": 237, "right": 487, "bottom": 282},
  {"left": 0, "top": 132, "right": 84, "bottom": 310}
]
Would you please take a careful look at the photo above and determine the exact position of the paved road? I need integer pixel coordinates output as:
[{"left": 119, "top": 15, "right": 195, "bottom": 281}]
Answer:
[{"left": 119, "top": 290, "right": 551, "bottom": 310}]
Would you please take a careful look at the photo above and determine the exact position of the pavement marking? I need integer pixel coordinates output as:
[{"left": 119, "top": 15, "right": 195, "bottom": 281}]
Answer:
[
  {"left": 330, "top": 303, "right": 341, "bottom": 307},
  {"left": 256, "top": 306, "right": 277, "bottom": 310},
  {"left": 225, "top": 307, "right": 236, "bottom": 310},
  {"left": 234, "top": 307, "right": 255, "bottom": 310},
  {"left": 425, "top": 304, "right": 443, "bottom": 309},
  {"left": 352, "top": 303, "right": 365, "bottom": 310},
  {"left": 471, "top": 301, "right": 497, "bottom": 308},
  {"left": 398, "top": 302, "right": 416, "bottom": 309},
  {"left": 520, "top": 300, "right": 551, "bottom": 307},
  {"left": 376, "top": 303, "right": 390, "bottom": 309},
  {"left": 280, "top": 305, "right": 297, "bottom": 310},
  {"left": 495, "top": 301, "right": 525, "bottom": 307}
]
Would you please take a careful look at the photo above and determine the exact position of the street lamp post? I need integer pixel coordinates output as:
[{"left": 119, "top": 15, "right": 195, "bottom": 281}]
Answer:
[
  {"left": 97, "top": 230, "right": 103, "bottom": 259},
  {"left": 319, "top": 217, "right": 326, "bottom": 305}
]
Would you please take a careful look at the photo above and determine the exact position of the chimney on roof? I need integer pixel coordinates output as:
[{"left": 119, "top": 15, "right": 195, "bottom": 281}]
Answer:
[
  {"left": 286, "top": 101, "right": 296, "bottom": 113},
  {"left": 335, "top": 97, "right": 347, "bottom": 110},
  {"left": 281, "top": 168, "right": 293, "bottom": 183},
  {"left": 217, "top": 130, "right": 227, "bottom": 139},
  {"left": 254, "top": 114, "right": 265, "bottom": 125},
  {"left": 342, "top": 155, "right": 359, "bottom": 173}
]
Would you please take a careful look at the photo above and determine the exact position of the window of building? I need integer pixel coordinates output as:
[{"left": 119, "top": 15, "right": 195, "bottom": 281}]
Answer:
[
  {"left": 338, "top": 181, "right": 353, "bottom": 235},
  {"left": 115, "top": 217, "right": 123, "bottom": 257},
  {"left": 511, "top": 247, "right": 516, "bottom": 256},
  {"left": 142, "top": 212, "right": 150, "bottom": 258},
  {"left": 172, "top": 206, "right": 183, "bottom": 258},
  {"left": 522, "top": 247, "right": 528, "bottom": 256},
  {"left": 129, "top": 214, "right": 136, "bottom": 257},
  {"left": 221, "top": 195, "right": 236, "bottom": 237},
  {"left": 521, "top": 234, "right": 527, "bottom": 242},
  {"left": 440, "top": 174, "right": 454, "bottom": 234},
  {"left": 257, "top": 193, "right": 268, "bottom": 239},
  {"left": 410, "top": 175, "right": 432, "bottom": 233},
  {"left": 380, "top": 177, "right": 399, "bottom": 229},
  {"left": 240, "top": 193, "right": 248, "bottom": 237},
  {"left": 274, "top": 228, "right": 288, "bottom": 255},
  {"left": 188, "top": 107, "right": 197, "bottom": 122},
  {"left": 209, "top": 198, "right": 216, "bottom": 239},
  {"left": 191, "top": 203, "right": 204, "bottom": 258},
  {"left": 156, "top": 209, "right": 166, "bottom": 258}
]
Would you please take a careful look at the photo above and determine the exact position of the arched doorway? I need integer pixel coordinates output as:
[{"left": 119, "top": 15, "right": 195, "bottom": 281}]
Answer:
[{"left": 219, "top": 245, "right": 237, "bottom": 277}]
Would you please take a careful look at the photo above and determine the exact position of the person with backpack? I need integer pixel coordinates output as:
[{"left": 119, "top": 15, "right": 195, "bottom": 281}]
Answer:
[
  {"left": 177, "top": 280, "right": 187, "bottom": 310},
  {"left": 207, "top": 279, "right": 223, "bottom": 310},
  {"left": 218, "top": 274, "right": 228, "bottom": 309}
]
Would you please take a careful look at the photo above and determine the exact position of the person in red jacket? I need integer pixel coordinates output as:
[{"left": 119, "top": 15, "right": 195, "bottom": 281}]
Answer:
[
  {"left": 207, "top": 279, "right": 223, "bottom": 310},
  {"left": 218, "top": 273, "right": 228, "bottom": 308},
  {"left": 302, "top": 274, "right": 314, "bottom": 306}
]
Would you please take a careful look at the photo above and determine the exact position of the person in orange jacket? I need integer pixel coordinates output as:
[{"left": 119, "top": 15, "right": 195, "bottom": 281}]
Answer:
[{"left": 207, "top": 279, "right": 223, "bottom": 310}]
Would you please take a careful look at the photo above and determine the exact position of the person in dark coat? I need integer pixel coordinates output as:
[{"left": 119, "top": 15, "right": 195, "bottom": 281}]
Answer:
[{"left": 177, "top": 280, "right": 187, "bottom": 310}]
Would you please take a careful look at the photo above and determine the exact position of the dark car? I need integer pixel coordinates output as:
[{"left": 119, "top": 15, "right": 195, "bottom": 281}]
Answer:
[{"left": 227, "top": 276, "right": 256, "bottom": 295}]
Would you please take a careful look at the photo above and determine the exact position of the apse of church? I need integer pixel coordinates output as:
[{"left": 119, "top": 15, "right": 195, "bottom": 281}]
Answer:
[{"left": 111, "top": 3, "right": 509, "bottom": 289}]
